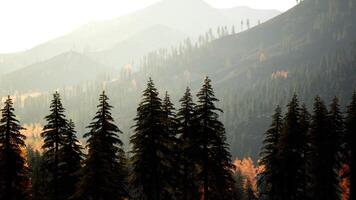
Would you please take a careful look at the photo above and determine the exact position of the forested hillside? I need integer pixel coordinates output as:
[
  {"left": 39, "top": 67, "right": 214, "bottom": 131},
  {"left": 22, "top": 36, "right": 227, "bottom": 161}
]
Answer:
[{"left": 1, "top": 0, "right": 355, "bottom": 159}]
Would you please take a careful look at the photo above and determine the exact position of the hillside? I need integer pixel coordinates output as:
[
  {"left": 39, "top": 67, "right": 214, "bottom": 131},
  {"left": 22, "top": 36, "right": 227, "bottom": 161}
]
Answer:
[
  {"left": 1, "top": 0, "right": 354, "bottom": 160},
  {"left": 0, "top": 51, "right": 111, "bottom": 92},
  {"left": 133, "top": 0, "right": 356, "bottom": 158},
  {"left": 89, "top": 25, "right": 187, "bottom": 68}
]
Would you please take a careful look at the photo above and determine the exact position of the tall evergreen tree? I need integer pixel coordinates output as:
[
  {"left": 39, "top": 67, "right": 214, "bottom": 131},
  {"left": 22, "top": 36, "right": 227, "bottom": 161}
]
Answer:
[
  {"left": 41, "top": 92, "right": 67, "bottom": 200},
  {"left": 259, "top": 106, "right": 283, "bottom": 200},
  {"left": 309, "top": 96, "right": 340, "bottom": 200},
  {"left": 161, "top": 91, "right": 180, "bottom": 198},
  {"left": 345, "top": 92, "right": 356, "bottom": 200},
  {"left": 176, "top": 87, "right": 200, "bottom": 200},
  {"left": 0, "top": 96, "right": 30, "bottom": 200},
  {"left": 300, "top": 104, "right": 312, "bottom": 200},
  {"left": 74, "top": 91, "right": 128, "bottom": 200},
  {"left": 130, "top": 78, "right": 169, "bottom": 200},
  {"left": 194, "top": 77, "right": 235, "bottom": 200},
  {"left": 59, "top": 120, "right": 83, "bottom": 200},
  {"left": 277, "top": 94, "right": 306, "bottom": 200},
  {"left": 27, "top": 147, "right": 46, "bottom": 200}
]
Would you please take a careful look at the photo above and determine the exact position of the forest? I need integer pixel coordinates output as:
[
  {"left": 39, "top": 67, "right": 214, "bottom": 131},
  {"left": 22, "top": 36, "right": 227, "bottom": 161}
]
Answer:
[{"left": 0, "top": 76, "right": 355, "bottom": 200}]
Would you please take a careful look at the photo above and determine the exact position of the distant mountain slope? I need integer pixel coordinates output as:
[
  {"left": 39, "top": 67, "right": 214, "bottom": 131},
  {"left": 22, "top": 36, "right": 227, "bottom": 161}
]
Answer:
[
  {"left": 121, "top": 0, "right": 356, "bottom": 158},
  {"left": 89, "top": 25, "right": 187, "bottom": 68},
  {"left": 0, "top": 51, "right": 110, "bottom": 92},
  {"left": 0, "top": 0, "right": 280, "bottom": 74}
]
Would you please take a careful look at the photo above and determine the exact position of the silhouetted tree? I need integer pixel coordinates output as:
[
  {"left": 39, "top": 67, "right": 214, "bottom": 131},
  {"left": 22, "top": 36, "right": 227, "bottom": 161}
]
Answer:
[
  {"left": 41, "top": 92, "right": 67, "bottom": 200},
  {"left": 177, "top": 87, "right": 200, "bottom": 200},
  {"left": 161, "top": 91, "right": 180, "bottom": 198},
  {"left": 194, "top": 77, "right": 235, "bottom": 200},
  {"left": 59, "top": 120, "right": 83, "bottom": 200},
  {"left": 0, "top": 96, "right": 30, "bottom": 200},
  {"left": 309, "top": 96, "right": 340, "bottom": 200},
  {"left": 74, "top": 91, "right": 128, "bottom": 200},
  {"left": 27, "top": 147, "right": 46, "bottom": 200},
  {"left": 130, "top": 78, "right": 169, "bottom": 200},
  {"left": 277, "top": 94, "right": 306, "bottom": 200},
  {"left": 259, "top": 106, "right": 283, "bottom": 199},
  {"left": 300, "top": 104, "right": 311, "bottom": 199},
  {"left": 345, "top": 92, "right": 356, "bottom": 200}
]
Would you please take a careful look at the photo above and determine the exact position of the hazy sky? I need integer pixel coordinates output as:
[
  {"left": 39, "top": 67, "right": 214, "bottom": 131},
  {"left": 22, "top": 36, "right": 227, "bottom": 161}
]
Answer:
[{"left": 0, "top": 0, "right": 295, "bottom": 53}]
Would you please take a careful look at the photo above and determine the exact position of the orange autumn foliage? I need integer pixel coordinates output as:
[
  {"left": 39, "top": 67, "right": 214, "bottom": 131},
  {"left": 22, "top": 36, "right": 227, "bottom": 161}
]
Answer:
[
  {"left": 233, "top": 158, "right": 260, "bottom": 192},
  {"left": 340, "top": 164, "right": 350, "bottom": 200},
  {"left": 22, "top": 123, "right": 44, "bottom": 152}
]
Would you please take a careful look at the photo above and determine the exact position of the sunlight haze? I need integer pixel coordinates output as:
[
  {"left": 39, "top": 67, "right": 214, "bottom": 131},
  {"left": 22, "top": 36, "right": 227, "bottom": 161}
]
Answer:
[{"left": 0, "top": 0, "right": 295, "bottom": 53}]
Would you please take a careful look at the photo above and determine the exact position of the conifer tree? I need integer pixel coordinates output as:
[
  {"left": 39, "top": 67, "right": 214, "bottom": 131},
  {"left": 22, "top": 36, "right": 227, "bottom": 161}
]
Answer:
[
  {"left": 345, "top": 92, "right": 356, "bottom": 200},
  {"left": 59, "top": 120, "right": 83, "bottom": 200},
  {"left": 309, "top": 96, "right": 340, "bottom": 200},
  {"left": 161, "top": 91, "right": 180, "bottom": 198},
  {"left": 74, "top": 91, "right": 128, "bottom": 200},
  {"left": 259, "top": 106, "right": 283, "bottom": 200},
  {"left": 176, "top": 87, "right": 200, "bottom": 200},
  {"left": 277, "top": 94, "right": 306, "bottom": 200},
  {"left": 194, "top": 77, "right": 235, "bottom": 200},
  {"left": 299, "top": 104, "right": 312, "bottom": 200},
  {"left": 27, "top": 147, "right": 46, "bottom": 200},
  {"left": 41, "top": 91, "right": 67, "bottom": 200},
  {"left": 130, "top": 78, "right": 170, "bottom": 200},
  {"left": 0, "top": 96, "right": 30, "bottom": 200}
]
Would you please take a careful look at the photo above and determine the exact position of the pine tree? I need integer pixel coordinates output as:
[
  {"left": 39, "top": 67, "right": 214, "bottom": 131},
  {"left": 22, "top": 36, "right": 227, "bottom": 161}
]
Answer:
[
  {"left": 345, "top": 92, "right": 356, "bottom": 200},
  {"left": 300, "top": 104, "right": 311, "bottom": 200},
  {"left": 277, "top": 94, "right": 305, "bottom": 200},
  {"left": 259, "top": 106, "right": 283, "bottom": 200},
  {"left": 59, "top": 120, "right": 83, "bottom": 200},
  {"left": 176, "top": 87, "right": 200, "bottom": 200},
  {"left": 194, "top": 77, "right": 235, "bottom": 200},
  {"left": 130, "top": 78, "right": 169, "bottom": 200},
  {"left": 161, "top": 91, "right": 180, "bottom": 198},
  {"left": 41, "top": 91, "right": 67, "bottom": 200},
  {"left": 27, "top": 147, "right": 46, "bottom": 200},
  {"left": 74, "top": 91, "right": 128, "bottom": 200},
  {"left": 0, "top": 96, "right": 30, "bottom": 200},
  {"left": 309, "top": 96, "right": 340, "bottom": 200}
]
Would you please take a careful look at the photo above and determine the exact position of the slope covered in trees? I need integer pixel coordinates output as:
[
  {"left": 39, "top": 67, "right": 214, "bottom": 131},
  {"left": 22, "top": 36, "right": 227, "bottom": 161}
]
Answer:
[{"left": 1, "top": 0, "right": 355, "bottom": 160}]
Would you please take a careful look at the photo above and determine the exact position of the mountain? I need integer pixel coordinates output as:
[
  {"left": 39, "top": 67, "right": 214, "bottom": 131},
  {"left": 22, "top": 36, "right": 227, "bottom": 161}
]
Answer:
[
  {"left": 0, "top": 51, "right": 111, "bottom": 92},
  {"left": 220, "top": 6, "right": 281, "bottom": 26},
  {"left": 0, "top": 0, "right": 280, "bottom": 75},
  {"left": 134, "top": 0, "right": 356, "bottom": 158},
  {"left": 6, "top": 0, "right": 355, "bottom": 160},
  {"left": 89, "top": 25, "right": 187, "bottom": 68}
]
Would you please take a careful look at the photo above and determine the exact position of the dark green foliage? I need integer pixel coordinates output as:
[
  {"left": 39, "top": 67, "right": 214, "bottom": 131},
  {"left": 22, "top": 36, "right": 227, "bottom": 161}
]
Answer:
[
  {"left": 130, "top": 78, "right": 170, "bottom": 200},
  {"left": 0, "top": 96, "right": 30, "bottom": 200},
  {"left": 27, "top": 147, "right": 46, "bottom": 200},
  {"left": 345, "top": 92, "right": 356, "bottom": 200},
  {"left": 59, "top": 120, "right": 83, "bottom": 200},
  {"left": 161, "top": 92, "right": 180, "bottom": 198},
  {"left": 259, "top": 106, "right": 283, "bottom": 200},
  {"left": 299, "top": 104, "right": 312, "bottom": 200},
  {"left": 309, "top": 96, "right": 340, "bottom": 200},
  {"left": 74, "top": 91, "right": 128, "bottom": 200},
  {"left": 277, "top": 94, "right": 306, "bottom": 200},
  {"left": 41, "top": 91, "right": 68, "bottom": 200},
  {"left": 194, "top": 77, "right": 235, "bottom": 200},
  {"left": 176, "top": 87, "right": 200, "bottom": 200}
]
